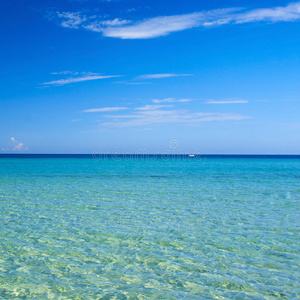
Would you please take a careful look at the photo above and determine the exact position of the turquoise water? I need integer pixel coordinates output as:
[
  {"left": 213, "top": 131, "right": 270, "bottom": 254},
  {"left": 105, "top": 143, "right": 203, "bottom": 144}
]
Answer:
[{"left": 0, "top": 156, "right": 299, "bottom": 299}]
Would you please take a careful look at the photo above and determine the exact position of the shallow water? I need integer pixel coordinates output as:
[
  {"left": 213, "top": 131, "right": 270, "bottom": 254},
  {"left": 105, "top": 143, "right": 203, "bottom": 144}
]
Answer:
[{"left": 0, "top": 156, "right": 299, "bottom": 299}]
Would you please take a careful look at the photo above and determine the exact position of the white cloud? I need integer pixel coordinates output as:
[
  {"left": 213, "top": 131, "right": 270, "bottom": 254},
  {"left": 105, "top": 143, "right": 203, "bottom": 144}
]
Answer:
[
  {"left": 205, "top": 100, "right": 248, "bottom": 104},
  {"left": 1, "top": 137, "right": 29, "bottom": 152},
  {"left": 53, "top": 2, "right": 300, "bottom": 39},
  {"left": 152, "top": 98, "right": 192, "bottom": 103},
  {"left": 43, "top": 74, "right": 121, "bottom": 86},
  {"left": 100, "top": 108, "right": 250, "bottom": 127},
  {"left": 82, "top": 107, "right": 128, "bottom": 113},
  {"left": 138, "top": 73, "right": 192, "bottom": 79},
  {"left": 13, "top": 143, "right": 24, "bottom": 151}
]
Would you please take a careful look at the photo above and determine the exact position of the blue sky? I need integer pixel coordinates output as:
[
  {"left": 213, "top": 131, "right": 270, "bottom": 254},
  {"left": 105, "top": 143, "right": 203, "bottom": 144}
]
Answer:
[{"left": 1, "top": 0, "right": 300, "bottom": 154}]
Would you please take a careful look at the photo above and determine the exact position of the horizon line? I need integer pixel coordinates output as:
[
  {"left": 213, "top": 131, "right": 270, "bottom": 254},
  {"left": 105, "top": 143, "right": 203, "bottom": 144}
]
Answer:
[{"left": 0, "top": 153, "right": 299, "bottom": 157}]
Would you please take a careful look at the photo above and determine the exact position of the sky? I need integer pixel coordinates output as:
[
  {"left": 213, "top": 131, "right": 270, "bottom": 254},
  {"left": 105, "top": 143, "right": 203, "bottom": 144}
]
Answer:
[{"left": 1, "top": 0, "right": 300, "bottom": 154}]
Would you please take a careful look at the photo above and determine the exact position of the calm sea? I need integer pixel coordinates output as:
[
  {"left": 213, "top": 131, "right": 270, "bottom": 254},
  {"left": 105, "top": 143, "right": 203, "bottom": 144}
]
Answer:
[{"left": 0, "top": 155, "right": 299, "bottom": 299}]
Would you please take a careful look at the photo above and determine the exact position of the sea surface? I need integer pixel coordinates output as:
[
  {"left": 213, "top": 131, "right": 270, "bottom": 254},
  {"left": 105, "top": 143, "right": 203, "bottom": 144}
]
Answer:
[{"left": 0, "top": 155, "right": 299, "bottom": 299}]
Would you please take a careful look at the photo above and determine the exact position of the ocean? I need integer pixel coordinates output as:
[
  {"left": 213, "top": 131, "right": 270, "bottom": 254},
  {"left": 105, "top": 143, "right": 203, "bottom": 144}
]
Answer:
[{"left": 0, "top": 155, "right": 299, "bottom": 299}]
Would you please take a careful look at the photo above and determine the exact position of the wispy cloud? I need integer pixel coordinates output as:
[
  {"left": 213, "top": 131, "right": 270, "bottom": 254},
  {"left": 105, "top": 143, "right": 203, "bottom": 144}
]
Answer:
[
  {"left": 52, "top": 2, "right": 300, "bottom": 39},
  {"left": 114, "top": 81, "right": 153, "bottom": 85},
  {"left": 137, "top": 74, "right": 192, "bottom": 79},
  {"left": 102, "top": 12, "right": 220, "bottom": 39},
  {"left": 235, "top": 2, "right": 300, "bottom": 24},
  {"left": 51, "top": 71, "right": 77, "bottom": 75},
  {"left": 1, "top": 137, "right": 29, "bottom": 152},
  {"left": 135, "top": 104, "right": 173, "bottom": 110},
  {"left": 51, "top": 71, "right": 99, "bottom": 75},
  {"left": 57, "top": 11, "right": 87, "bottom": 29},
  {"left": 100, "top": 108, "right": 250, "bottom": 127},
  {"left": 54, "top": 11, "right": 131, "bottom": 33},
  {"left": 83, "top": 18, "right": 131, "bottom": 32},
  {"left": 205, "top": 100, "right": 248, "bottom": 104},
  {"left": 43, "top": 74, "right": 121, "bottom": 86},
  {"left": 82, "top": 107, "right": 128, "bottom": 113},
  {"left": 152, "top": 98, "right": 192, "bottom": 103}
]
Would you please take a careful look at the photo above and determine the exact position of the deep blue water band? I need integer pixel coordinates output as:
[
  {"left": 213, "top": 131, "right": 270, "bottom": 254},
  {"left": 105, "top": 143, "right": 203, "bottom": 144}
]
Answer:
[{"left": 1, "top": 154, "right": 299, "bottom": 159}]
